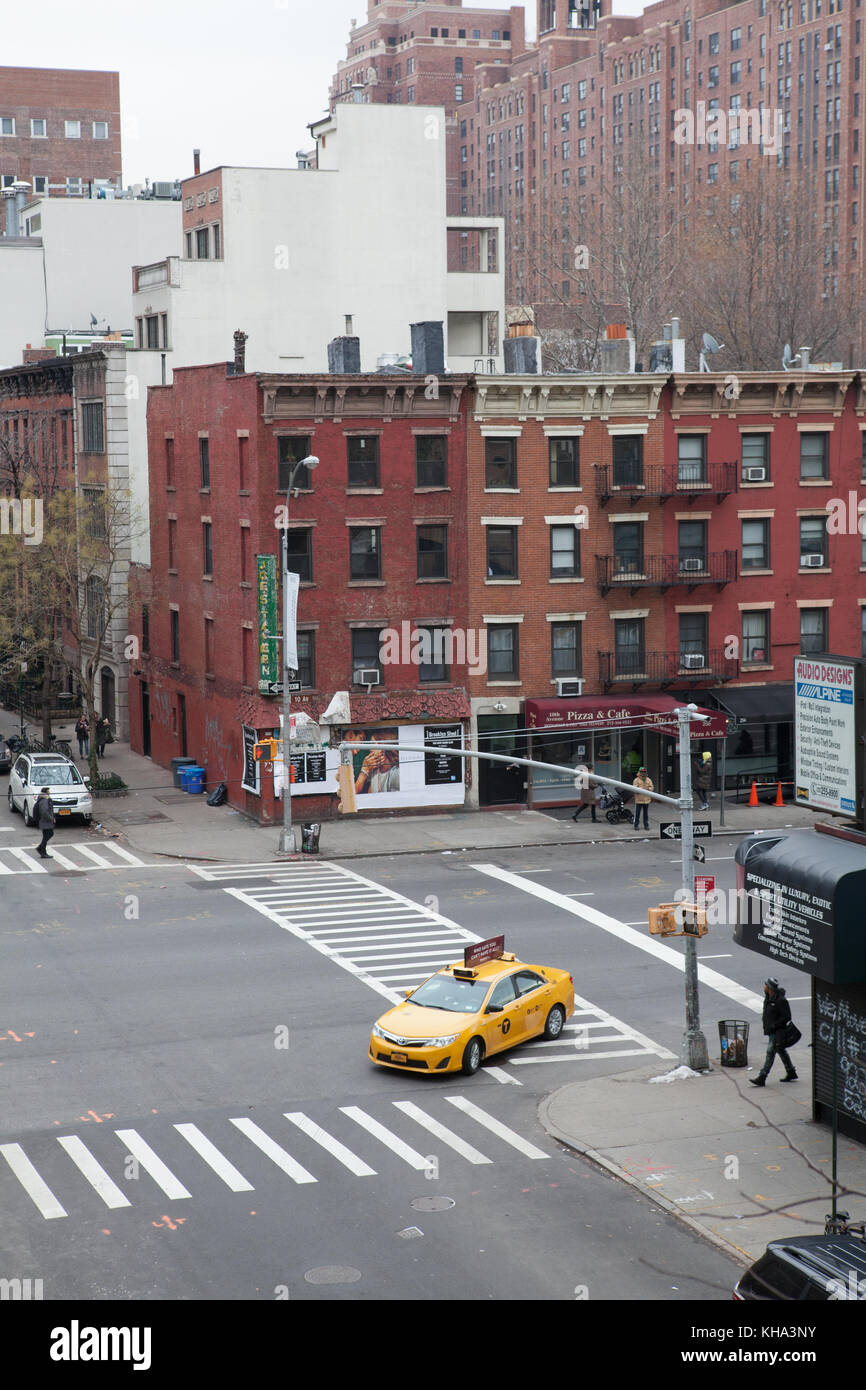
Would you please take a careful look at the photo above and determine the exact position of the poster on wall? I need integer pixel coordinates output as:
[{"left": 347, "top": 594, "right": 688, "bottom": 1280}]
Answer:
[
  {"left": 241, "top": 724, "right": 260, "bottom": 795},
  {"left": 340, "top": 724, "right": 466, "bottom": 810},
  {"left": 346, "top": 727, "right": 401, "bottom": 795},
  {"left": 423, "top": 724, "right": 463, "bottom": 785}
]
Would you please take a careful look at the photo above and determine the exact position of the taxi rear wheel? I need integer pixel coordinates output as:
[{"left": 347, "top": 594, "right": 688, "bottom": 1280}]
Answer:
[
  {"left": 461, "top": 1037, "right": 484, "bottom": 1075},
  {"left": 543, "top": 1005, "right": 566, "bottom": 1041}
]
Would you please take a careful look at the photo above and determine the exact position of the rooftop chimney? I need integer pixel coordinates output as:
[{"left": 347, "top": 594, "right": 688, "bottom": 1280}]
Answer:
[
  {"left": 1, "top": 188, "right": 17, "bottom": 236},
  {"left": 233, "top": 329, "right": 248, "bottom": 374},
  {"left": 410, "top": 321, "right": 445, "bottom": 377},
  {"left": 328, "top": 335, "right": 361, "bottom": 373},
  {"left": 799, "top": 346, "right": 812, "bottom": 370},
  {"left": 503, "top": 336, "right": 541, "bottom": 374},
  {"left": 193, "top": 149, "right": 201, "bottom": 176}
]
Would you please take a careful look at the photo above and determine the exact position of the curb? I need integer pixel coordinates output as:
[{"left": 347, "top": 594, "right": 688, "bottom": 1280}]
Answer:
[{"left": 537, "top": 1092, "right": 752, "bottom": 1269}]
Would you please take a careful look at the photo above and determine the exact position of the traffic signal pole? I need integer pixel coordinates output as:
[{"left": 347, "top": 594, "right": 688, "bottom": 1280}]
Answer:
[{"left": 677, "top": 706, "right": 709, "bottom": 1071}]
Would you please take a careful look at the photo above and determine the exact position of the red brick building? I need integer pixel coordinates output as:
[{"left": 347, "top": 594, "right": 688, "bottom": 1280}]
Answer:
[
  {"left": 0, "top": 66, "right": 121, "bottom": 213},
  {"left": 129, "top": 363, "right": 474, "bottom": 823}
]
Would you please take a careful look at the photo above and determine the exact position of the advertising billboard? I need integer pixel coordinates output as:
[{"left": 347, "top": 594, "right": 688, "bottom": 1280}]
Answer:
[{"left": 794, "top": 655, "right": 862, "bottom": 817}]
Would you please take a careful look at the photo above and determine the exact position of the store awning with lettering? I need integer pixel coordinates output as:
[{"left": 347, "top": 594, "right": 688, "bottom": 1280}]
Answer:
[
  {"left": 525, "top": 694, "right": 728, "bottom": 740},
  {"left": 708, "top": 682, "right": 794, "bottom": 724}
]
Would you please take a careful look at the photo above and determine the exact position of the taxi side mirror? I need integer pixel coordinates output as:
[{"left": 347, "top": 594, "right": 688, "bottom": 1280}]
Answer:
[
  {"left": 404, "top": 988, "right": 414, "bottom": 998},
  {"left": 485, "top": 1003, "right": 503, "bottom": 1014}
]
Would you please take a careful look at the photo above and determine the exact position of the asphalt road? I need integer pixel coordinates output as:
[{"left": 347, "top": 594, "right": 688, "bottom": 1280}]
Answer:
[{"left": 0, "top": 826, "right": 753, "bottom": 1302}]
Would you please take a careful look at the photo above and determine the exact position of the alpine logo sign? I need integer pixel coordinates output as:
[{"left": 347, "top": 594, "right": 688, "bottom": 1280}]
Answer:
[{"left": 794, "top": 654, "right": 863, "bottom": 820}]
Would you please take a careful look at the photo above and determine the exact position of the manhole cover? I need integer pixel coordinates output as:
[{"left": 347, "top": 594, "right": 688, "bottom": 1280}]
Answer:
[
  {"left": 410, "top": 1195, "right": 456, "bottom": 1213},
  {"left": 303, "top": 1266, "right": 362, "bottom": 1285}
]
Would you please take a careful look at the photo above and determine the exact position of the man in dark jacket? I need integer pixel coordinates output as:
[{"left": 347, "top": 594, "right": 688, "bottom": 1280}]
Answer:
[
  {"left": 34, "top": 787, "right": 55, "bottom": 859},
  {"left": 750, "top": 977, "right": 798, "bottom": 1085}
]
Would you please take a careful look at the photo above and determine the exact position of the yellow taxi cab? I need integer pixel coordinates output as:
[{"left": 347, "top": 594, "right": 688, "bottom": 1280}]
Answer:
[{"left": 369, "top": 940, "right": 574, "bottom": 1077}]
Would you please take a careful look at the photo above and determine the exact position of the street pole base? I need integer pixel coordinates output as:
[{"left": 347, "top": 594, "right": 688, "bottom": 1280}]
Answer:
[
  {"left": 680, "top": 1031, "right": 710, "bottom": 1072},
  {"left": 277, "top": 829, "right": 297, "bottom": 855}
]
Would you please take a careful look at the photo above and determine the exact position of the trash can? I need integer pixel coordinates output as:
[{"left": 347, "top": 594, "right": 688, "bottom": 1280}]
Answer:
[
  {"left": 301, "top": 822, "right": 321, "bottom": 855},
  {"left": 718, "top": 1019, "right": 750, "bottom": 1067},
  {"left": 171, "top": 756, "right": 197, "bottom": 788},
  {"left": 185, "top": 766, "right": 206, "bottom": 795}
]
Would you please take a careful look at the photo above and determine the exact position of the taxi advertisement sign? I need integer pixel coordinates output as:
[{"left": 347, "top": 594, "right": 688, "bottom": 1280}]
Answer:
[{"left": 465, "top": 936, "right": 505, "bottom": 968}]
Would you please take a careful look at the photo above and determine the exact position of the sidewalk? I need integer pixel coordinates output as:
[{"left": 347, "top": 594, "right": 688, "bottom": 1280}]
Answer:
[
  {"left": 540, "top": 1055, "right": 865, "bottom": 1268},
  {"left": 1, "top": 710, "right": 820, "bottom": 862}
]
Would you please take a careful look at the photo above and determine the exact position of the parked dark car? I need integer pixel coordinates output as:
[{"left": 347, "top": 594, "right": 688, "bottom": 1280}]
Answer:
[
  {"left": 734, "top": 1230, "right": 866, "bottom": 1300},
  {"left": 0, "top": 738, "right": 11, "bottom": 774}
]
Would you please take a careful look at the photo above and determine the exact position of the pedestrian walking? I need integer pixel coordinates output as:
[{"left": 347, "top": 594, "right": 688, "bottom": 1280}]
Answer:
[
  {"left": 750, "top": 978, "right": 799, "bottom": 1085},
  {"left": 95, "top": 714, "right": 111, "bottom": 757},
  {"left": 34, "top": 787, "right": 55, "bottom": 859},
  {"left": 694, "top": 751, "right": 713, "bottom": 811},
  {"left": 74, "top": 714, "right": 90, "bottom": 758},
  {"left": 632, "top": 766, "right": 653, "bottom": 830},
  {"left": 572, "top": 764, "right": 598, "bottom": 824}
]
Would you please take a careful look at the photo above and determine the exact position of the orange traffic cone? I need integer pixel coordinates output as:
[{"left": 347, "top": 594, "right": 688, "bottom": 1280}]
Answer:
[
  {"left": 775, "top": 781, "right": 784, "bottom": 807},
  {"left": 749, "top": 781, "right": 759, "bottom": 807}
]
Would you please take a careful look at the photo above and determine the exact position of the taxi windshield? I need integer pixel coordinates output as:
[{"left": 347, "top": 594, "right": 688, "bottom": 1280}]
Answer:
[{"left": 411, "top": 974, "right": 491, "bottom": 1013}]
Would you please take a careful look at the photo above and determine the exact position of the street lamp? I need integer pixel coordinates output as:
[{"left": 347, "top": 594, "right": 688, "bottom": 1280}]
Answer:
[{"left": 278, "top": 455, "right": 319, "bottom": 855}]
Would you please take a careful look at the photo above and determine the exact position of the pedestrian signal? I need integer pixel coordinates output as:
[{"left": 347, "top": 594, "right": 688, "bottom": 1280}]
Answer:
[{"left": 254, "top": 738, "right": 278, "bottom": 762}]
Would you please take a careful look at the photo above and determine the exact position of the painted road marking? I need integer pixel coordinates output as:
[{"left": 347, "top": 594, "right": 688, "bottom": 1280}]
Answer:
[
  {"left": 228, "top": 1118, "right": 317, "bottom": 1185},
  {"left": 56, "top": 1136, "right": 131, "bottom": 1209},
  {"left": 115, "top": 1129, "right": 192, "bottom": 1200},
  {"left": 174, "top": 1124, "right": 254, "bottom": 1193},
  {"left": 471, "top": 863, "right": 763, "bottom": 1015},
  {"left": 0, "top": 1143, "right": 67, "bottom": 1218},
  {"left": 0, "top": 841, "right": 149, "bottom": 874},
  {"left": 392, "top": 1101, "right": 492, "bottom": 1165},
  {"left": 340, "top": 1107, "right": 434, "bottom": 1172},
  {"left": 445, "top": 1097, "right": 550, "bottom": 1160},
  {"left": 283, "top": 1113, "right": 377, "bottom": 1177}
]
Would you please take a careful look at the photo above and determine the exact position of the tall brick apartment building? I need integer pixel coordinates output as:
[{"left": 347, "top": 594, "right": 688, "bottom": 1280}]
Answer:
[{"left": 0, "top": 66, "right": 121, "bottom": 216}]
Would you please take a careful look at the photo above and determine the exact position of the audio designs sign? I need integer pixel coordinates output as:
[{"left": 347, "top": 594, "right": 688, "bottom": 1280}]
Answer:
[{"left": 794, "top": 656, "right": 862, "bottom": 817}]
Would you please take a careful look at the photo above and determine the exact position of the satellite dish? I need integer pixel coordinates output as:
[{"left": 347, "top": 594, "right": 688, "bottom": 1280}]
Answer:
[
  {"left": 782, "top": 343, "right": 801, "bottom": 371},
  {"left": 702, "top": 332, "right": 722, "bottom": 354}
]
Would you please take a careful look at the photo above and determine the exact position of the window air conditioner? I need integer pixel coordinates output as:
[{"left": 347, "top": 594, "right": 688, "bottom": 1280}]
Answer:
[
  {"left": 743, "top": 465, "right": 767, "bottom": 481},
  {"left": 801, "top": 553, "right": 824, "bottom": 567},
  {"left": 680, "top": 557, "right": 704, "bottom": 571},
  {"left": 354, "top": 668, "right": 381, "bottom": 685},
  {"left": 681, "top": 653, "right": 706, "bottom": 668},
  {"left": 556, "top": 678, "right": 584, "bottom": 696}
]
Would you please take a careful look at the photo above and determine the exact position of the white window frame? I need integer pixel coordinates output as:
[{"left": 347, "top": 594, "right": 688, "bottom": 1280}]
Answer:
[
  {"left": 92, "top": 120, "right": 109, "bottom": 140},
  {"left": 0, "top": 117, "right": 16, "bottom": 137},
  {"left": 30, "top": 118, "right": 47, "bottom": 138},
  {"left": 65, "top": 119, "right": 81, "bottom": 139}
]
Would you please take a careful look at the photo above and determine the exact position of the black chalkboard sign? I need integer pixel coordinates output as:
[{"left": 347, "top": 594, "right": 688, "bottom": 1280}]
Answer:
[
  {"left": 305, "top": 750, "right": 327, "bottom": 783},
  {"left": 813, "top": 978, "right": 866, "bottom": 1146}
]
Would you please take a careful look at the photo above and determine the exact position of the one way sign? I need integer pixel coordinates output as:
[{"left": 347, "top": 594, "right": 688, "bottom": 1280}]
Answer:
[{"left": 659, "top": 820, "right": 712, "bottom": 839}]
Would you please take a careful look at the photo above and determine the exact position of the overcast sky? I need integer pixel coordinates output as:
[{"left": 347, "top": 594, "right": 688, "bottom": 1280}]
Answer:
[{"left": 5, "top": 0, "right": 646, "bottom": 185}]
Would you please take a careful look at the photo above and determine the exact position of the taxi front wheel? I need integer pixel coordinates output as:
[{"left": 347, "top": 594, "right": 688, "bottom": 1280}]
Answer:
[
  {"left": 543, "top": 1005, "right": 566, "bottom": 1041},
  {"left": 461, "top": 1037, "right": 484, "bottom": 1075}
]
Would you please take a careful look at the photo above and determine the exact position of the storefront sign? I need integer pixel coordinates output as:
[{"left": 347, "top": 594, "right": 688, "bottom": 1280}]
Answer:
[
  {"left": 525, "top": 697, "right": 728, "bottom": 740},
  {"left": 241, "top": 724, "right": 260, "bottom": 795},
  {"left": 794, "top": 654, "right": 861, "bottom": 817},
  {"left": 257, "top": 556, "right": 279, "bottom": 694},
  {"left": 424, "top": 724, "right": 463, "bottom": 785}
]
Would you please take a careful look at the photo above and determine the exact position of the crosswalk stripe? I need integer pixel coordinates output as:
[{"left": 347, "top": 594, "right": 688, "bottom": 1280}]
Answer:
[
  {"left": 444, "top": 1097, "right": 550, "bottom": 1160},
  {"left": 56, "top": 1136, "right": 131, "bottom": 1208},
  {"left": 0, "top": 1143, "right": 67, "bottom": 1218},
  {"left": 392, "top": 1102, "right": 492, "bottom": 1165},
  {"left": 40, "top": 848, "right": 85, "bottom": 870},
  {"left": 283, "top": 1113, "right": 377, "bottom": 1177},
  {"left": 71, "top": 845, "right": 116, "bottom": 868},
  {"left": 174, "top": 1124, "right": 254, "bottom": 1192},
  {"left": 6, "top": 847, "right": 47, "bottom": 873},
  {"left": 309, "top": 929, "right": 459, "bottom": 944},
  {"left": 339, "top": 1106, "right": 433, "bottom": 1171},
  {"left": 100, "top": 843, "right": 146, "bottom": 866},
  {"left": 228, "top": 1118, "right": 317, "bottom": 1184},
  {"left": 115, "top": 1129, "right": 192, "bottom": 1199},
  {"left": 511, "top": 1047, "right": 652, "bottom": 1065}
]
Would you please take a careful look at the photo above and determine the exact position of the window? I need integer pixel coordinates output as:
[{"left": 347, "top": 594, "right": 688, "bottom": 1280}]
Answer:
[
  {"left": 212, "top": 223, "right": 220, "bottom": 259},
  {"left": 349, "top": 526, "right": 381, "bottom": 580},
  {"left": 709, "top": 66, "right": 720, "bottom": 86},
  {"left": 195, "top": 227, "right": 209, "bottom": 259},
  {"left": 614, "top": 618, "right": 645, "bottom": 675},
  {"left": 144, "top": 314, "right": 160, "bottom": 349},
  {"left": 613, "top": 521, "right": 643, "bottom": 575},
  {"left": 549, "top": 436, "right": 579, "bottom": 486},
  {"left": 81, "top": 401, "right": 105, "bottom": 453},
  {"left": 65, "top": 120, "right": 81, "bottom": 139},
  {"left": 731, "top": 26, "right": 742, "bottom": 48},
  {"left": 742, "top": 610, "right": 770, "bottom": 663},
  {"left": 800, "top": 608, "right": 828, "bottom": 654},
  {"left": 862, "top": 609, "right": 866, "bottom": 660},
  {"left": 93, "top": 121, "right": 108, "bottom": 139},
  {"left": 486, "top": 526, "right": 518, "bottom": 578},
  {"left": 709, "top": 32, "right": 720, "bottom": 54},
  {"left": 678, "top": 434, "right": 707, "bottom": 484},
  {"left": 0, "top": 117, "right": 15, "bottom": 136},
  {"left": 170, "top": 610, "right": 180, "bottom": 664},
  {"left": 82, "top": 487, "right": 106, "bottom": 540},
  {"left": 862, "top": 432, "right": 866, "bottom": 483},
  {"left": 33, "top": 175, "right": 47, "bottom": 195},
  {"left": 417, "top": 524, "right": 448, "bottom": 579},
  {"left": 418, "top": 627, "right": 450, "bottom": 683},
  {"left": 485, "top": 437, "right": 517, "bottom": 488},
  {"left": 678, "top": 520, "right": 707, "bottom": 570},
  {"left": 742, "top": 518, "right": 770, "bottom": 568},
  {"left": 679, "top": 613, "right": 708, "bottom": 665},
  {"left": 731, "top": 61, "right": 742, "bottom": 83},
  {"left": 86, "top": 577, "right": 106, "bottom": 641},
  {"left": 168, "top": 519, "right": 177, "bottom": 570},
  {"left": 800, "top": 432, "right": 829, "bottom": 478},
  {"left": 612, "top": 434, "right": 643, "bottom": 487},
  {"left": 202, "top": 522, "right": 213, "bottom": 576},
  {"left": 31, "top": 118, "right": 46, "bottom": 137},
  {"left": 277, "top": 436, "right": 313, "bottom": 492},
  {"left": 415, "top": 435, "right": 447, "bottom": 487},
  {"left": 297, "top": 631, "right": 315, "bottom": 688},
  {"left": 488, "top": 624, "right": 519, "bottom": 678},
  {"left": 800, "top": 516, "right": 827, "bottom": 565},
  {"left": 742, "top": 432, "right": 770, "bottom": 480},
  {"left": 185, "top": 231, "right": 193, "bottom": 259},
  {"left": 352, "top": 629, "right": 383, "bottom": 684},
  {"left": 286, "top": 528, "right": 313, "bottom": 583},
  {"left": 199, "top": 437, "right": 210, "bottom": 489},
  {"left": 204, "top": 618, "right": 214, "bottom": 674},
  {"left": 550, "top": 524, "right": 580, "bottom": 577},
  {"left": 551, "top": 622, "right": 582, "bottom": 676},
  {"left": 455, "top": 85, "right": 464, "bottom": 102},
  {"left": 141, "top": 605, "right": 150, "bottom": 655},
  {"left": 347, "top": 435, "right": 380, "bottom": 488},
  {"left": 66, "top": 176, "right": 83, "bottom": 196}
]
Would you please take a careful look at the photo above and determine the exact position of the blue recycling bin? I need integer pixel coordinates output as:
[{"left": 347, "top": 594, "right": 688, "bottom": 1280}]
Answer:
[{"left": 185, "top": 766, "right": 206, "bottom": 794}]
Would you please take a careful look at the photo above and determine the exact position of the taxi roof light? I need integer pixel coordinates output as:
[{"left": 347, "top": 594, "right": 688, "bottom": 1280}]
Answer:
[{"left": 453, "top": 966, "right": 478, "bottom": 979}]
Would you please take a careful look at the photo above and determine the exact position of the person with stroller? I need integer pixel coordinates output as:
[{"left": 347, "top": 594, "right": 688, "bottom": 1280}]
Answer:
[
  {"left": 572, "top": 764, "right": 599, "bottom": 824},
  {"left": 632, "top": 766, "right": 654, "bottom": 830}
]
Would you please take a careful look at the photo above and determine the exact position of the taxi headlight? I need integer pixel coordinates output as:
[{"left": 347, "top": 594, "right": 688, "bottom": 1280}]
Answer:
[
  {"left": 426, "top": 1033, "right": 460, "bottom": 1049},
  {"left": 372, "top": 1023, "right": 389, "bottom": 1040}
]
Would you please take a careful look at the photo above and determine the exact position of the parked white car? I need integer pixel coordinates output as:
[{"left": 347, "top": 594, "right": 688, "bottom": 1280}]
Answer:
[{"left": 7, "top": 753, "right": 93, "bottom": 826}]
